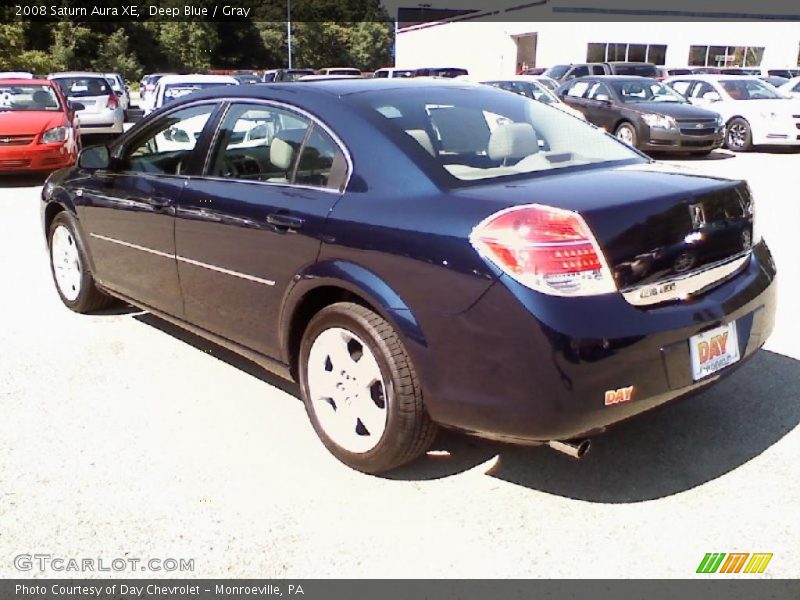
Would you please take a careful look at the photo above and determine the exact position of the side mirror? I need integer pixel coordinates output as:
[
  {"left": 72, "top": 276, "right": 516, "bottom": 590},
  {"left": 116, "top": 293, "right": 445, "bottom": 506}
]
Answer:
[
  {"left": 68, "top": 101, "right": 85, "bottom": 112},
  {"left": 114, "top": 90, "right": 123, "bottom": 97},
  {"left": 78, "top": 145, "right": 111, "bottom": 170},
  {"left": 595, "top": 93, "right": 610, "bottom": 103},
  {"left": 702, "top": 91, "right": 721, "bottom": 102}
]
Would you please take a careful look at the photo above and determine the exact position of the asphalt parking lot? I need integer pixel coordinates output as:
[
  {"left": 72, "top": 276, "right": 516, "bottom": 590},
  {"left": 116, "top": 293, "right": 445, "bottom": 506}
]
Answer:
[{"left": 0, "top": 148, "right": 798, "bottom": 579}]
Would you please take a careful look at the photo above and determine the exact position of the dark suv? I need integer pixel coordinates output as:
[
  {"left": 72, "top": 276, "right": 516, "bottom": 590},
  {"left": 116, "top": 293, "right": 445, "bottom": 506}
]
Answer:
[{"left": 545, "top": 62, "right": 660, "bottom": 82}]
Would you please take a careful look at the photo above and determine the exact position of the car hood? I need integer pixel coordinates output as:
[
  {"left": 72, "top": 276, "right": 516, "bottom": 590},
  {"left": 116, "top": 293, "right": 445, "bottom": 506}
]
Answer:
[
  {"left": 0, "top": 110, "right": 66, "bottom": 135},
  {"left": 621, "top": 101, "right": 719, "bottom": 118}
]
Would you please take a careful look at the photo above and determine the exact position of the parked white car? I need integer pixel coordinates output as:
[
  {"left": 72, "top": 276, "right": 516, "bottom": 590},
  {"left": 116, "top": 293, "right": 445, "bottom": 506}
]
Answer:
[
  {"left": 372, "top": 68, "right": 415, "bottom": 79},
  {"left": 778, "top": 76, "right": 800, "bottom": 99},
  {"left": 147, "top": 74, "right": 238, "bottom": 115},
  {"left": 0, "top": 71, "right": 34, "bottom": 79},
  {"left": 48, "top": 71, "right": 124, "bottom": 135},
  {"left": 480, "top": 76, "right": 587, "bottom": 120},
  {"left": 103, "top": 72, "right": 130, "bottom": 111},
  {"left": 665, "top": 75, "right": 800, "bottom": 151},
  {"left": 317, "top": 67, "right": 361, "bottom": 76}
]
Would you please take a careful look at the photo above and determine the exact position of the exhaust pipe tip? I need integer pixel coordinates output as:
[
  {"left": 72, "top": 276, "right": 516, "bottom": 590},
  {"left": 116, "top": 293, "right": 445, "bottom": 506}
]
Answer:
[{"left": 547, "top": 439, "right": 591, "bottom": 459}]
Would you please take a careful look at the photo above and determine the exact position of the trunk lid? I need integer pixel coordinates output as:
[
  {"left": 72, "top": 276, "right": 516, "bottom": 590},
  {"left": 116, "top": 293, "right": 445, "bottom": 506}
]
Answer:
[{"left": 455, "top": 162, "right": 754, "bottom": 302}]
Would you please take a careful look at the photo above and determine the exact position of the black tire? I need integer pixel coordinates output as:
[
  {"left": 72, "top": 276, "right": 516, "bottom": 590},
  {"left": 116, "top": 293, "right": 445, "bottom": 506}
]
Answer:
[
  {"left": 725, "top": 117, "right": 753, "bottom": 152},
  {"left": 48, "top": 211, "right": 115, "bottom": 313},
  {"left": 298, "top": 302, "right": 438, "bottom": 474},
  {"left": 614, "top": 122, "right": 638, "bottom": 148}
]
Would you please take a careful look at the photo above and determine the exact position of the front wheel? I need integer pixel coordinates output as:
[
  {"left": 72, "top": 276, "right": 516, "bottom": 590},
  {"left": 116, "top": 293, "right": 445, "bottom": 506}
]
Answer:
[
  {"left": 48, "top": 211, "right": 115, "bottom": 313},
  {"left": 725, "top": 118, "right": 753, "bottom": 152},
  {"left": 615, "top": 122, "right": 638, "bottom": 148},
  {"left": 299, "top": 302, "right": 438, "bottom": 473}
]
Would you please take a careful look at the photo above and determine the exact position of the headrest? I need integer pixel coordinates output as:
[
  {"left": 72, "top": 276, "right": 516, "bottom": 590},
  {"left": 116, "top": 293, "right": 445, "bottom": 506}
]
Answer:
[
  {"left": 405, "top": 129, "right": 436, "bottom": 156},
  {"left": 488, "top": 123, "right": 539, "bottom": 162},
  {"left": 270, "top": 138, "right": 294, "bottom": 170},
  {"left": 270, "top": 128, "right": 306, "bottom": 170},
  {"left": 32, "top": 90, "right": 53, "bottom": 106}
]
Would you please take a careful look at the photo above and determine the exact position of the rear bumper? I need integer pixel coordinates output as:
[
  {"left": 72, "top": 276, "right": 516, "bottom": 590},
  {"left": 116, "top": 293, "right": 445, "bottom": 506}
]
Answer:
[
  {"left": 416, "top": 241, "right": 777, "bottom": 442},
  {"left": 640, "top": 124, "right": 725, "bottom": 152},
  {"left": 0, "top": 143, "right": 76, "bottom": 172},
  {"left": 76, "top": 109, "right": 124, "bottom": 134}
]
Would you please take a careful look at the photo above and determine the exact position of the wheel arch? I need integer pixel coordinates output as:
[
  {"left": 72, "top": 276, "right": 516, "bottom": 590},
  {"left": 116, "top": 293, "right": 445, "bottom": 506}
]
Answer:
[{"left": 279, "top": 260, "right": 427, "bottom": 379}]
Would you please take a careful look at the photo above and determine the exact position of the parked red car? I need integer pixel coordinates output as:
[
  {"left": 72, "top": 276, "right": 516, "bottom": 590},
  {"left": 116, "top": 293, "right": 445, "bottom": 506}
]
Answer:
[{"left": 0, "top": 79, "right": 80, "bottom": 173}]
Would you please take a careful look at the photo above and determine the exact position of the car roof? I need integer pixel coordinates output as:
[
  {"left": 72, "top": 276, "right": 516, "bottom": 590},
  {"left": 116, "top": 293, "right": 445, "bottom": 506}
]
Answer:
[
  {"left": 664, "top": 74, "right": 762, "bottom": 81},
  {"left": 0, "top": 78, "right": 52, "bottom": 85},
  {"left": 575, "top": 75, "right": 659, "bottom": 80},
  {"left": 48, "top": 72, "right": 108, "bottom": 79},
  {"left": 174, "top": 78, "right": 481, "bottom": 104},
  {"left": 157, "top": 74, "right": 238, "bottom": 85}
]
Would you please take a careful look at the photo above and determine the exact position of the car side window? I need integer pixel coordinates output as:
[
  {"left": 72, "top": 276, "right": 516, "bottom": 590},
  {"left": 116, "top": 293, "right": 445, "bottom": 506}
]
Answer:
[
  {"left": 690, "top": 82, "right": 716, "bottom": 99},
  {"left": 669, "top": 80, "right": 692, "bottom": 96},
  {"left": 586, "top": 82, "right": 611, "bottom": 100},
  {"left": 207, "top": 103, "right": 347, "bottom": 191},
  {"left": 121, "top": 104, "right": 215, "bottom": 175},
  {"left": 571, "top": 66, "right": 590, "bottom": 78},
  {"left": 591, "top": 65, "right": 607, "bottom": 75},
  {"left": 207, "top": 103, "right": 311, "bottom": 182},
  {"left": 567, "top": 81, "right": 590, "bottom": 98},
  {"left": 294, "top": 125, "right": 348, "bottom": 191}
]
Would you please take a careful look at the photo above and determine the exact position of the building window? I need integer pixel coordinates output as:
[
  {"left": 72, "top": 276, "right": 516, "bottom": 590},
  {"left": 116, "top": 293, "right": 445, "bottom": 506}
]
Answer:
[
  {"left": 587, "top": 43, "right": 605, "bottom": 62},
  {"left": 688, "top": 45, "right": 765, "bottom": 67},
  {"left": 647, "top": 45, "right": 667, "bottom": 65},
  {"left": 586, "top": 43, "right": 668, "bottom": 65}
]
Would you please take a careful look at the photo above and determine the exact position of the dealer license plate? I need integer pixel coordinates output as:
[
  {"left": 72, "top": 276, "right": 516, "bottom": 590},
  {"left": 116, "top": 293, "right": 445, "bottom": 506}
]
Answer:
[{"left": 689, "top": 321, "right": 740, "bottom": 381}]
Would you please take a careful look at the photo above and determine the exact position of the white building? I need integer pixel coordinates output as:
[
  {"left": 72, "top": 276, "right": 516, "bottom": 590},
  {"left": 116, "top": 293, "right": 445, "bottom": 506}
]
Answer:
[{"left": 394, "top": 5, "right": 800, "bottom": 79}]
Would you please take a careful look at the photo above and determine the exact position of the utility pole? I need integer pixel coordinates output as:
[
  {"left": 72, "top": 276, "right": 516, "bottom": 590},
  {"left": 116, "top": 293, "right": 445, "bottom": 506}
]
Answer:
[{"left": 287, "top": 0, "right": 293, "bottom": 69}]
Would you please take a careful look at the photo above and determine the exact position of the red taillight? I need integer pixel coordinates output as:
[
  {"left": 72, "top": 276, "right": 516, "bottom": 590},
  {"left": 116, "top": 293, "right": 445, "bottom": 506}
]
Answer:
[
  {"left": 470, "top": 204, "right": 616, "bottom": 296},
  {"left": 107, "top": 94, "right": 119, "bottom": 110}
]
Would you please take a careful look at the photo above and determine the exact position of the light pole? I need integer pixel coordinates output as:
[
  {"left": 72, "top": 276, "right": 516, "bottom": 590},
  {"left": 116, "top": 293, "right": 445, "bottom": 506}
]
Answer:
[{"left": 287, "top": 0, "right": 293, "bottom": 69}]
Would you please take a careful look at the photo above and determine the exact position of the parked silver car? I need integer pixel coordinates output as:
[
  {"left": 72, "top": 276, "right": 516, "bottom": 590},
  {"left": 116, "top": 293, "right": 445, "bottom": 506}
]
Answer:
[{"left": 48, "top": 72, "right": 124, "bottom": 135}]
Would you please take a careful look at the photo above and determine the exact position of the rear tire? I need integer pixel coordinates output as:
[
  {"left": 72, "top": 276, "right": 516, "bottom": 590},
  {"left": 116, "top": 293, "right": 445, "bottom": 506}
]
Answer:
[
  {"left": 298, "top": 302, "right": 438, "bottom": 474},
  {"left": 48, "top": 211, "right": 115, "bottom": 313}
]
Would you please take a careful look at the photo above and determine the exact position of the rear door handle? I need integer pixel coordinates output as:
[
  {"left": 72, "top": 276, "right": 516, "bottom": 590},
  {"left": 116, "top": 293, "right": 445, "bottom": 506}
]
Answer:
[{"left": 266, "top": 213, "right": 305, "bottom": 231}]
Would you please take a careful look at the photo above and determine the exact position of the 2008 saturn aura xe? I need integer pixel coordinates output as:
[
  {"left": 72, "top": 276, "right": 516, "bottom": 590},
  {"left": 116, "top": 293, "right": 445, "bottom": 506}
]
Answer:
[{"left": 41, "top": 79, "right": 776, "bottom": 473}]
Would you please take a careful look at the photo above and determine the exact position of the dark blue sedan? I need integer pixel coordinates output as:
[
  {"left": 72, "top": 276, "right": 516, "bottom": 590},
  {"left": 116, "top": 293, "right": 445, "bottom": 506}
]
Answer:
[{"left": 41, "top": 79, "right": 776, "bottom": 473}]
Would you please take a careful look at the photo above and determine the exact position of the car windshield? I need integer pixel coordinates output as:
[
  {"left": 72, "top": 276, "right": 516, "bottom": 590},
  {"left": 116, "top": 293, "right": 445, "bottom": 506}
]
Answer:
[
  {"left": 328, "top": 69, "right": 360, "bottom": 76},
  {"left": 393, "top": 70, "right": 414, "bottom": 78},
  {"left": 0, "top": 84, "right": 61, "bottom": 111},
  {"left": 350, "top": 86, "right": 643, "bottom": 183},
  {"left": 544, "top": 65, "right": 570, "bottom": 79},
  {"left": 719, "top": 79, "right": 783, "bottom": 100},
  {"left": 163, "top": 82, "right": 235, "bottom": 102},
  {"left": 610, "top": 80, "right": 686, "bottom": 103},
  {"left": 52, "top": 77, "right": 111, "bottom": 98}
]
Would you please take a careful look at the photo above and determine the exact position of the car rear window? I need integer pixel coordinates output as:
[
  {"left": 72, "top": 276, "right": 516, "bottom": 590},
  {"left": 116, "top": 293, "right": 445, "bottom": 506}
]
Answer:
[
  {"left": 52, "top": 77, "right": 111, "bottom": 98},
  {"left": 350, "top": 86, "right": 642, "bottom": 183}
]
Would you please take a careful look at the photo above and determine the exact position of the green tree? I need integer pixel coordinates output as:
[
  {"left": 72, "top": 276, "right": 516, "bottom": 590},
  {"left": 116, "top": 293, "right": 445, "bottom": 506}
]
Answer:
[
  {"left": 158, "top": 22, "right": 219, "bottom": 72},
  {"left": 348, "top": 21, "right": 393, "bottom": 71},
  {"left": 50, "top": 23, "right": 97, "bottom": 71},
  {"left": 0, "top": 21, "right": 26, "bottom": 70},
  {"left": 91, "top": 28, "right": 142, "bottom": 79}
]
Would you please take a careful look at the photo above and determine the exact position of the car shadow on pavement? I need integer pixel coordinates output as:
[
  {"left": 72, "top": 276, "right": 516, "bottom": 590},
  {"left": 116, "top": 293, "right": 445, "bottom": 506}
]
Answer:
[
  {"left": 0, "top": 173, "right": 49, "bottom": 188},
  {"left": 133, "top": 312, "right": 302, "bottom": 399},
  {"left": 390, "top": 350, "right": 800, "bottom": 503},
  {"left": 654, "top": 149, "right": 735, "bottom": 161}
]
